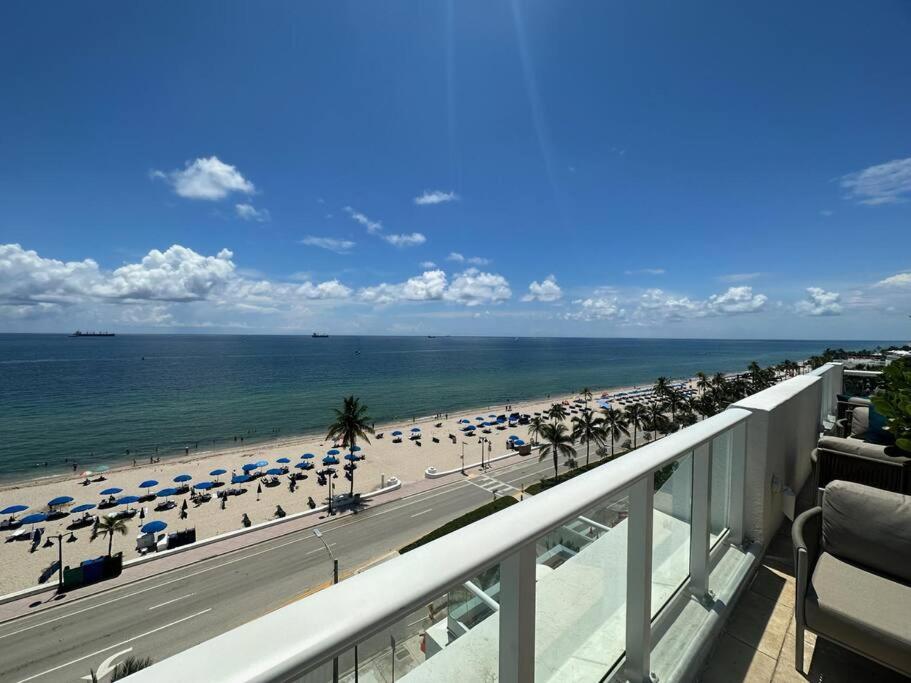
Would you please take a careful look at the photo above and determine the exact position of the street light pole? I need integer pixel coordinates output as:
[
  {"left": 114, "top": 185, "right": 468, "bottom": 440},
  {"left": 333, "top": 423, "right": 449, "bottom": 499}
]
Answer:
[
  {"left": 313, "top": 528, "right": 339, "bottom": 682},
  {"left": 460, "top": 442, "right": 465, "bottom": 474},
  {"left": 52, "top": 534, "right": 64, "bottom": 591}
]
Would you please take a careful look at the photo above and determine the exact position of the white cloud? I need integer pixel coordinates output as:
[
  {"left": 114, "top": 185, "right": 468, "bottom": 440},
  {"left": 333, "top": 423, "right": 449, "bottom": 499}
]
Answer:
[
  {"left": 568, "top": 285, "right": 767, "bottom": 324},
  {"left": 447, "top": 252, "right": 490, "bottom": 266},
  {"left": 151, "top": 156, "right": 255, "bottom": 201},
  {"left": 0, "top": 243, "right": 102, "bottom": 306},
  {"left": 624, "top": 268, "right": 665, "bottom": 276},
  {"left": 414, "top": 190, "right": 459, "bottom": 206},
  {"left": 794, "top": 287, "right": 842, "bottom": 316},
  {"left": 420, "top": 261, "right": 437, "bottom": 269},
  {"left": 344, "top": 207, "right": 383, "bottom": 234},
  {"left": 383, "top": 232, "right": 426, "bottom": 248},
  {"left": 522, "top": 275, "right": 562, "bottom": 302},
  {"left": 841, "top": 157, "right": 911, "bottom": 206},
  {"left": 567, "top": 296, "right": 623, "bottom": 321},
  {"left": 344, "top": 207, "right": 426, "bottom": 247},
  {"left": 235, "top": 203, "right": 270, "bottom": 222},
  {"left": 300, "top": 236, "right": 356, "bottom": 254},
  {"left": 97, "top": 245, "right": 237, "bottom": 302},
  {"left": 876, "top": 272, "right": 911, "bottom": 287},
  {"left": 296, "top": 280, "right": 352, "bottom": 300},
  {"left": 706, "top": 286, "right": 767, "bottom": 315},
  {"left": 360, "top": 270, "right": 448, "bottom": 305},
  {"left": 444, "top": 269, "right": 511, "bottom": 307}
]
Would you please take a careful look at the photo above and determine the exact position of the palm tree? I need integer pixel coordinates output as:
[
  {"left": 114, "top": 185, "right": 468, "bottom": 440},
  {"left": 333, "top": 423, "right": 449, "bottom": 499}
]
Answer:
[
  {"left": 695, "top": 371, "right": 710, "bottom": 396},
  {"left": 580, "top": 386, "right": 593, "bottom": 410},
  {"left": 326, "top": 395, "right": 374, "bottom": 496},
  {"left": 538, "top": 422, "right": 576, "bottom": 480},
  {"left": 548, "top": 402, "right": 568, "bottom": 425},
  {"left": 571, "top": 410, "right": 606, "bottom": 467},
  {"left": 664, "top": 387, "right": 683, "bottom": 421},
  {"left": 527, "top": 415, "right": 546, "bottom": 445},
  {"left": 625, "top": 403, "right": 646, "bottom": 449},
  {"left": 111, "top": 656, "right": 154, "bottom": 681},
  {"left": 646, "top": 401, "right": 668, "bottom": 441},
  {"left": 694, "top": 393, "right": 717, "bottom": 420},
  {"left": 91, "top": 516, "right": 128, "bottom": 557},
  {"left": 601, "top": 408, "right": 629, "bottom": 459},
  {"left": 654, "top": 376, "right": 671, "bottom": 400}
]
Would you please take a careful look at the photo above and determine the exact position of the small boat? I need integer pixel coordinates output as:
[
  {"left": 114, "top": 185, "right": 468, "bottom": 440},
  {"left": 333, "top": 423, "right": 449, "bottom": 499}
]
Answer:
[{"left": 312, "top": 332, "right": 329, "bottom": 338}]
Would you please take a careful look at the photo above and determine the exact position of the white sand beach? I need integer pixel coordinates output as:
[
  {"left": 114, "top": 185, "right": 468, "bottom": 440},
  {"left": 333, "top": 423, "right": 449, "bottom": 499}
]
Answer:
[{"left": 0, "top": 379, "right": 695, "bottom": 596}]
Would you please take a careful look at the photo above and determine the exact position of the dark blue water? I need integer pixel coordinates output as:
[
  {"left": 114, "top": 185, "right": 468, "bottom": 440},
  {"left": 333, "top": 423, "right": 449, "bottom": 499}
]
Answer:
[{"left": 0, "top": 334, "right": 889, "bottom": 482}]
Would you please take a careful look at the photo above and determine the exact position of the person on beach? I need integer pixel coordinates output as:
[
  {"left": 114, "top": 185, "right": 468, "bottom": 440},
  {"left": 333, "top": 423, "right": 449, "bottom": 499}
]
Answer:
[{"left": 241, "top": 513, "right": 251, "bottom": 527}]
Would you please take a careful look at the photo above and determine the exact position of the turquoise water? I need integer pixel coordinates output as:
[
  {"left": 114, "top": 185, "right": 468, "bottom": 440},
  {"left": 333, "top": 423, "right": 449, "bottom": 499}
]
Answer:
[{"left": 0, "top": 334, "right": 890, "bottom": 482}]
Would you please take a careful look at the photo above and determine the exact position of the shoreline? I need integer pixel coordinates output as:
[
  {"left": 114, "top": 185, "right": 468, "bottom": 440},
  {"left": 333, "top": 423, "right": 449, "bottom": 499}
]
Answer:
[{"left": 0, "top": 375, "right": 694, "bottom": 492}]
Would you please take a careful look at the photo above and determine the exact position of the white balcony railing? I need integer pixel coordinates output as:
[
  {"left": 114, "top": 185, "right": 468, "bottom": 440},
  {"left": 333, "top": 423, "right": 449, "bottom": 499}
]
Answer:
[
  {"left": 128, "top": 409, "right": 751, "bottom": 683},
  {"left": 128, "top": 363, "right": 849, "bottom": 683}
]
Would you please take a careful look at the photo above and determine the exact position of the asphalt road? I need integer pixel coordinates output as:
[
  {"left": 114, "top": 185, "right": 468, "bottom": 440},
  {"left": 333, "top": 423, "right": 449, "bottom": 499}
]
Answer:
[{"left": 0, "top": 455, "right": 563, "bottom": 683}]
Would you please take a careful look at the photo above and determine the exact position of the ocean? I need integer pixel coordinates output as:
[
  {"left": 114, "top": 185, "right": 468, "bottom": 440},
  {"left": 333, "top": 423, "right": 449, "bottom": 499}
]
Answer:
[{"left": 0, "top": 334, "right": 892, "bottom": 482}]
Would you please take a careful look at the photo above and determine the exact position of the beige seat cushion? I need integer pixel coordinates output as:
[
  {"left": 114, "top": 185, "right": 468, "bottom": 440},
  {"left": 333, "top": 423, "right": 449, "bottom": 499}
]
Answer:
[{"left": 806, "top": 552, "right": 911, "bottom": 675}]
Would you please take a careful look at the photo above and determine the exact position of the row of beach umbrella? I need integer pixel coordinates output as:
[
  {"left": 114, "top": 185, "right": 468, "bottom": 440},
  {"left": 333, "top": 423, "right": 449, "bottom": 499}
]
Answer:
[{"left": 3, "top": 450, "right": 369, "bottom": 521}]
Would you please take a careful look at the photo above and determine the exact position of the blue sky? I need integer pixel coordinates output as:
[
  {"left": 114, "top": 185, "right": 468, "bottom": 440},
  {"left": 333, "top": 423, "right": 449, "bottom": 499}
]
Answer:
[{"left": 1, "top": 1, "right": 910, "bottom": 339}]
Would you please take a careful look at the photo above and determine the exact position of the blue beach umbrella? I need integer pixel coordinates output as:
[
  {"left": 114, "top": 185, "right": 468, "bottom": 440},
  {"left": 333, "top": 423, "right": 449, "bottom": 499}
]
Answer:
[
  {"left": 497, "top": 416, "right": 506, "bottom": 423},
  {"left": 300, "top": 453, "right": 315, "bottom": 460},
  {"left": 173, "top": 474, "right": 192, "bottom": 483},
  {"left": 391, "top": 431, "right": 402, "bottom": 436},
  {"left": 465, "top": 425, "right": 476, "bottom": 431},
  {"left": 488, "top": 414, "right": 496, "bottom": 418},
  {"left": 1, "top": 504, "right": 28, "bottom": 515},
  {"left": 410, "top": 427, "right": 421, "bottom": 432},
  {"left": 265, "top": 468, "right": 283, "bottom": 476},
  {"left": 255, "top": 460, "right": 268, "bottom": 468},
  {"left": 100, "top": 487, "right": 122, "bottom": 496},
  {"left": 71, "top": 503, "right": 96, "bottom": 513},
  {"left": 47, "top": 496, "right": 74, "bottom": 508},
  {"left": 344, "top": 453, "right": 360, "bottom": 462},
  {"left": 241, "top": 463, "right": 258, "bottom": 472},
  {"left": 276, "top": 457, "right": 291, "bottom": 464},
  {"left": 209, "top": 468, "right": 227, "bottom": 477},
  {"left": 117, "top": 495, "right": 140, "bottom": 506},
  {"left": 194, "top": 482, "right": 214, "bottom": 491},
  {"left": 20, "top": 513, "right": 47, "bottom": 525},
  {"left": 475, "top": 416, "right": 484, "bottom": 421},
  {"left": 459, "top": 419, "right": 470, "bottom": 424},
  {"left": 138, "top": 480, "right": 158, "bottom": 491},
  {"left": 322, "top": 455, "right": 340, "bottom": 465},
  {"left": 294, "top": 462, "right": 314, "bottom": 470},
  {"left": 350, "top": 446, "right": 362, "bottom": 452},
  {"left": 507, "top": 435, "right": 518, "bottom": 441},
  {"left": 326, "top": 449, "right": 340, "bottom": 456},
  {"left": 231, "top": 474, "right": 250, "bottom": 484},
  {"left": 141, "top": 520, "right": 167, "bottom": 534},
  {"left": 513, "top": 439, "right": 526, "bottom": 446},
  {"left": 156, "top": 487, "right": 178, "bottom": 498}
]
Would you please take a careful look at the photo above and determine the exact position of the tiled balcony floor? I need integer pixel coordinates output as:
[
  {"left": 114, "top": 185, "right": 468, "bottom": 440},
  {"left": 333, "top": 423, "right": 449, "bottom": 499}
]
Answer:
[{"left": 699, "top": 522, "right": 909, "bottom": 683}]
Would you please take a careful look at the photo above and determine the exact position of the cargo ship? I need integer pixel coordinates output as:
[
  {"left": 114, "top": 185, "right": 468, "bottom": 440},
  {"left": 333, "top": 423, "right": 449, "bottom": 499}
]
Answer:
[
  {"left": 70, "top": 330, "right": 115, "bottom": 337},
  {"left": 311, "top": 332, "right": 329, "bottom": 338}
]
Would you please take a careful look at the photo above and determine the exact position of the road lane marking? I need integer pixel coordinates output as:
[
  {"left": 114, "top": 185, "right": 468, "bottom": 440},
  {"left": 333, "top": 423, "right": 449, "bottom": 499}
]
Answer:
[
  {"left": 15, "top": 608, "right": 212, "bottom": 683},
  {"left": 304, "top": 543, "right": 336, "bottom": 556},
  {"left": 147, "top": 593, "right": 195, "bottom": 611},
  {"left": 410, "top": 508, "right": 433, "bottom": 518}
]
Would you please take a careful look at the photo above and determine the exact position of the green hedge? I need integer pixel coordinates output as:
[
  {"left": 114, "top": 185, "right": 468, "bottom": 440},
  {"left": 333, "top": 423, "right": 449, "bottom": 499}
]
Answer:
[
  {"left": 399, "top": 496, "right": 518, "bottom": 554},
  {"left": 525, "top": 457, "right": 611, "bottom": 496}
]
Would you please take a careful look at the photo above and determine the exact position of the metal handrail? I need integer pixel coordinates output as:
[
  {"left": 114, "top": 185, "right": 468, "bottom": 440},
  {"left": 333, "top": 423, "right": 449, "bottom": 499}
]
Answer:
[{"left": 127, "top": 408, "right": 752, "bottom": 683}]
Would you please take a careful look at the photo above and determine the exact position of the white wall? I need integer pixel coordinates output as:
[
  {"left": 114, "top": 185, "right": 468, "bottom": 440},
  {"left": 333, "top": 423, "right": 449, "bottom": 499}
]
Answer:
[{"left": 733, "top": 375, "right": 823, "bottom": 546}]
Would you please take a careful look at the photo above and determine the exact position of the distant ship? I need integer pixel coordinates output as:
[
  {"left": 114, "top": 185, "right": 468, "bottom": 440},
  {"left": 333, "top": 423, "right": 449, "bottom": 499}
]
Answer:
[
  {"left": 70, "top": 330, "right": 115, "bottom": 337},
  {"left": 312, "top": 332, "right": 329, "bottom": 338}
]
